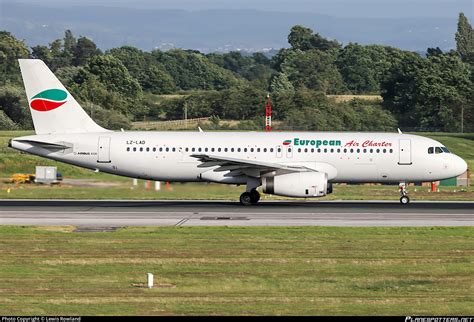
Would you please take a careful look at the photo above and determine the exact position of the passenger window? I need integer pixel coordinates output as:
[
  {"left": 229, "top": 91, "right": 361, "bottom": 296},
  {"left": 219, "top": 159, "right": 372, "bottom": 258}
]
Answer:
[
  {"left": 370, "top": 149, "right": 373, "bottom": 153},
  {"left": 191, "top": 147, "right": 195, "bottom": 152},
  {"left": 311, "top": 148, "right": 314, "bottom": 153},
  {"left": 140, "top": 147, "right": 143, "bottom": 152},
  {"left": 224, "top": 148, "right": 228, "bottom": 152},
  {"left": 330, "top": 148, "right": 334, "bottom": 153},
  {"left": 133, "top": 147, "right": 136, "bottom": 152},
  {"left": 198, "top": 148, "right": 201, "bottom": 152},
  {"left": 205, "top": 148, "right": 208, "bottom": 152},
  {"left": 383, "top": 149, "right": 386, "bottom": 153},
  {"left": 277, "top": 148, "right": 281, "bottom": 152},
  {"left": 270, "top": 148, "right": 274, "bottom": 152},
  {"left": 356, "top": 149, "right": 360, "bottom": 153},
  {"left": 376, "top": 149, "right": 380, "bottom": 153},
  {"left": 250, "top": 148, "right": 254, "bottom": 152},
  {"left": 244, "top": 148, "right": 248, "bottom": 152},
  {"left": 172, "top": 147, "right": 176, "bottom": 152},
  {"left": 264, "top": 148, "right": 267, "bottom": 152},
  {"left": 257, "top": 148, "right": 260, "bottom": 152},
  {"left": 363, "top": 149, "right": 366, "bottom": 153},
  {"left": 160, "top": 147, "right": 163, "bottom": 152},
  {"left": 153, "top": 147, "right": 156, "bottom": 152},
  {"left": 298, "top": 148, "right": 301, "bottom": 153},
  {"left": 389, "top": 149, "right": 393, "bottom": 153},
  {"left": 337, "top": 149, "right": 340, "bottom": 153},
  {"left": 165, "top": 147, "right": 169, "bottom": 152},
  {"left": 218, "top": 148, "right": 221, "bottom": 152},
  {"left": 185, "top": 147, "right": 188, "bottom": 152},
  {"left": 236, "top": 148, "right": 240, "bottom": 152},
  {"left": 350, "top": 149, "right": 353, "bottom": 153},
  {"left": 146, "top": 147, "right": 150, "bottom": 152},
  {"left": 126, "top": 147, "right": 130, "bottom": 152},
  {"left": 343, "top": 149, "right": 347, "bottom": 153},
  {"left": 211, "top": 148, "right": 215, "bottom": 152},
  {"left": 288, "top": 148, "right": 292, "bottom": 152}
]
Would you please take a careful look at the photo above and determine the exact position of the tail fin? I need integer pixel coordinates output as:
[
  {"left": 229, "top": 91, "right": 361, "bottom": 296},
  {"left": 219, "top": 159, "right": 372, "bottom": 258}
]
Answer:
[{"left": 18, "top": 59, "right": 108, "bottom": 134}]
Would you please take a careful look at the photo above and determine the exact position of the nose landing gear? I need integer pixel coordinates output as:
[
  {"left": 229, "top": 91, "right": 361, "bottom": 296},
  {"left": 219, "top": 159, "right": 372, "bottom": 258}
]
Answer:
[{"left": 399, "top": 182, "right": 410, "bottom": 205}]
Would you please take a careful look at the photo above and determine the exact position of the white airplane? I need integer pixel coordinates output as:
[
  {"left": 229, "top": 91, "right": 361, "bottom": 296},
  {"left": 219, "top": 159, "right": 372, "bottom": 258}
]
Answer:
[{"left": 9, "top": 59, "right": 468, "bottom": 205}]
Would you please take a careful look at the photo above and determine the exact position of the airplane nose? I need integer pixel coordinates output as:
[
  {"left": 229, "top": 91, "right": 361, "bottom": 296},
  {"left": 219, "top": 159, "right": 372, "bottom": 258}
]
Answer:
[{"left": 453, "top": 155, "right": 468, "bottom": 177}]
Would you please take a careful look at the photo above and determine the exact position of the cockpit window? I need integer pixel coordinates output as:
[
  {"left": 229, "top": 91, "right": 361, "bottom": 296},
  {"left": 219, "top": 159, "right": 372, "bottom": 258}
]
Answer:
[
  {"left": 441, "top": 147, "right": 450, "bottom": 153},
  {"left": 435, "top": 147, "right": 443, "bottom": 154},
  {"left": 428, "top": 147, "right": 433, "bottom": 154}
]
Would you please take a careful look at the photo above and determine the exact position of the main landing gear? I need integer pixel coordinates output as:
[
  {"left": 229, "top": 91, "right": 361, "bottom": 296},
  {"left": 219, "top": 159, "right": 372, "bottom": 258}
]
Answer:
[
  {"left": 399, "top": 182, "right": 410, "bottom": 205},
  {"left": 240, "top": 189, "right": 260, "bottom": 206}
]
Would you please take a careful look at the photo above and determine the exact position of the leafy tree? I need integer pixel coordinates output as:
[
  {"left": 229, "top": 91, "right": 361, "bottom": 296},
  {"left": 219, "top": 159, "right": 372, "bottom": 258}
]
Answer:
[
  {"left": 73, "top": 36, "right": 102, "bottom": 66},
  {"left": 288, "top": 25, "right": 340, "bottom": 51},
  {"left": 0, "top": 110, "right": 18, "bottom": 130},
  {"left": 63, "top": 30, "right": 77, "bottom": 59},
  {"left": 336, "top": 43, "right": 378, "bottom": 94},
  {"left": 455, "top": 12, "right": 474, "bottom": 63},
  {"left": 0, "top": 31, "right": 29, "bottom": 85},
  {"left": 82, "top": 103, "right": 131, "bottom": 130},
  {"left": 381, "top": 53, "right": 472, "bottom": 131},
  {"left": 153, "top": 49, "right": 243, "bottom": 91},
  {"left": 84, "top": 55, "right": 142, "bottom": 99},
  {"left": 280, "top": 49, "right": 346, "bottom": 94},
  {"left": 270, "top": 72, "right": 294, "bottom": 93},
  {"left": 0, "top": 85, "right": 32, "bottom": 129},
  {"left": 31, "top": 45, "right": 52, "bottom": 65}
]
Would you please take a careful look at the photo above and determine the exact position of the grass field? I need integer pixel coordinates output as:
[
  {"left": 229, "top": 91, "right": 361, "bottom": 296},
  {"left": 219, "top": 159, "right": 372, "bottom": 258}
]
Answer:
[{"left": 0, "top": 226, "right": 473, "bottom": 315}]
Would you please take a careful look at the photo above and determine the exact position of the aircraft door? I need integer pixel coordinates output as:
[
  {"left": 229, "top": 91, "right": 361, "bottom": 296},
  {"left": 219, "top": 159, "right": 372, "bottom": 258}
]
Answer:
[
  {"left": 398, "top": 139, "right": 412, "bottom": 165},
  {"left": 97, "top": 136, "right": 111, "bottom": 163}
]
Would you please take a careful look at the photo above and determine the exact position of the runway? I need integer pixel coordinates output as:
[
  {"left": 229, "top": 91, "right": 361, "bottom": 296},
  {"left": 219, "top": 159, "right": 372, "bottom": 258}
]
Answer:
[{"left": 1, "top": 199, "right": 473, "bottom": 227}]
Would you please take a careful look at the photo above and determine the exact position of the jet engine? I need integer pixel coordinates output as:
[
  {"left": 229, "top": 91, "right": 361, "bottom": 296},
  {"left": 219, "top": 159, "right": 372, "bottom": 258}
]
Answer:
[{"left": 261, "top": 172, "right": 328, "bottom": 198}]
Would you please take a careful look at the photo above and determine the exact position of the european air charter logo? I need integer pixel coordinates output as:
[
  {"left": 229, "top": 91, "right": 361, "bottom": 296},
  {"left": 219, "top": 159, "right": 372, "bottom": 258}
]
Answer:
[{"left": 30, "top": 89, "right": 68, "bottom": 112}]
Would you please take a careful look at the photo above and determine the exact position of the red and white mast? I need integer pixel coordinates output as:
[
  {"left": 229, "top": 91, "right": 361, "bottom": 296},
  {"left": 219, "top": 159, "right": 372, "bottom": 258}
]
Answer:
[{"left": 265, "top": 94, "right": 272, "bottom": 132}]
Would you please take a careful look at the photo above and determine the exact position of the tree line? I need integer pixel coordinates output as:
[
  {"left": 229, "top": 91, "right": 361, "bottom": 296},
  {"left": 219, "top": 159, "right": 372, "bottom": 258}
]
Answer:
[{"left": 0, "top": 12, "right": 472, "bottom": 132}]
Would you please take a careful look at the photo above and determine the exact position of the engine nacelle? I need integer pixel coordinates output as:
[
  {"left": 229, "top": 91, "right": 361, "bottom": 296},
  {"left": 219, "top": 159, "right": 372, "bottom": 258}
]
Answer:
[{"left": 262, "top": 172, "right": 328, "bottom": 198}]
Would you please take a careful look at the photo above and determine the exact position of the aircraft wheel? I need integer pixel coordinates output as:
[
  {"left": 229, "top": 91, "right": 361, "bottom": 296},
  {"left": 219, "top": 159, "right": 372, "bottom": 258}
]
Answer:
[
  {"left": 250, "top": 189, "right": 260, "bottom": 204},
  {"left": 240, "top": 192, "right": 252, "bottom": 206},
  {"left": 400, "top": 196, "right": 410, "bottom": 205}
]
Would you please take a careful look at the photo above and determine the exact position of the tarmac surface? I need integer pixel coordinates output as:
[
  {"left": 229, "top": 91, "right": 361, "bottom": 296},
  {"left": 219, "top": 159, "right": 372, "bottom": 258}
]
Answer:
[{"left": 0, "top": 199, "right": 473, "bottom": 227}]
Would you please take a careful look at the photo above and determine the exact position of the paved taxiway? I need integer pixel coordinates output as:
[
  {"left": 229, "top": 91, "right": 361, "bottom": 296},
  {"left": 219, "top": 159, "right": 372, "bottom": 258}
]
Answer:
[{"left": 0, "top": 200, "right": 473, "bottom": 227}]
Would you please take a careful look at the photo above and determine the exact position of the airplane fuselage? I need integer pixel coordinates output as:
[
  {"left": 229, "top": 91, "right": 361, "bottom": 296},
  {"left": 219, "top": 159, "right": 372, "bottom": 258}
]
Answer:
[{"left": 10, "top": 131, "right": 466, "bottom": 184}]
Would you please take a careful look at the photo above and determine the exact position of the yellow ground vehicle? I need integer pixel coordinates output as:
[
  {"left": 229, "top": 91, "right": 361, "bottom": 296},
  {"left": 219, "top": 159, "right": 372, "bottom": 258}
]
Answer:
[{"left": 10, "top": 173, "right": 35, "bottom": 184}]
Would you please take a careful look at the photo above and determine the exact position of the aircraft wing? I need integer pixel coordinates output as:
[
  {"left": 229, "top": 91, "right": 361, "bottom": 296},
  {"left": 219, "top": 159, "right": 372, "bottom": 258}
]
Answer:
[{"left": 190, "top": 154, "right": 315, "bottom": 178}]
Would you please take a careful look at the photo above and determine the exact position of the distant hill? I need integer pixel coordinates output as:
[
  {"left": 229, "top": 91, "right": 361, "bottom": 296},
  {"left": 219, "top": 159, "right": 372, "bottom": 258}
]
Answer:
[{"left": 1, "top": 1, "right": 458, "bottom": 52}]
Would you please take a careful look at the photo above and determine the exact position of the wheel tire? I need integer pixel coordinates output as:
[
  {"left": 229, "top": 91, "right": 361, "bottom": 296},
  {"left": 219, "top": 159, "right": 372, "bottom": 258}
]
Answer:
[
  {"left": 249, "top": 189, "right": 260, "bottom": 204},
  {"left": 240, "top": 192, "right": 252, "bottom": 206},
  {"left": 400, "top": 196, "right": 410, "bottom": 205}
]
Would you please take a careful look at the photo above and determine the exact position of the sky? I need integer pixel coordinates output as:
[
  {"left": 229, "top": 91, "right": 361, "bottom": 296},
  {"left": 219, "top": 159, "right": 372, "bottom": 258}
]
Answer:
[{"left": 3, "top": 0, "right": 473, "bottom": 18}]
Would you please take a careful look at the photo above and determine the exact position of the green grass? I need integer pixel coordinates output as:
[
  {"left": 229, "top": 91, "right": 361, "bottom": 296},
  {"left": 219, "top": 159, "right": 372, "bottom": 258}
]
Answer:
[
  {"left": 0, "top": 226, "right": 473, "bottom": 315},
  {"left": 0, "top": 182, "right": 473, "bottom": 201}
]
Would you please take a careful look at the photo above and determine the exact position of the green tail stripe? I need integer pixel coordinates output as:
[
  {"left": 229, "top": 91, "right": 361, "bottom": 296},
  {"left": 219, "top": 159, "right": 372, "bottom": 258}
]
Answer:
[{"left": 32, "top": 89, "right": 67, "bottom": 101}]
